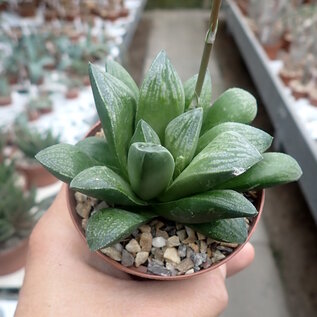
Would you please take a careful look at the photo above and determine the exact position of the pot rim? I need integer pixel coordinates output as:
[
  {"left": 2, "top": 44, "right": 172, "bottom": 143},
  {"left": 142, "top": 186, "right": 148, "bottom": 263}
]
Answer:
[{"left": 66, "top": 121, "right": 265, "bottom": 281}]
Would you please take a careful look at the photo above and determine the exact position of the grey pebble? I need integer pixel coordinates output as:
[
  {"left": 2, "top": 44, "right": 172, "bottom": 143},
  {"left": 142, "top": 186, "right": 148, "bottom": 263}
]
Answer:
[
  {"left": 178, "top": 244, "right": 187, "bottom": 258},
  {"left": 121, "top": 249, "right": 134, "bottom": 267},
  {"left": 190, "top": 253, "right": 207, "bottom": 267},
  {"left": 132, "top": 229, "right": 139, "bottom": 238},
  {"left": 217, "top": 246, "right": 233, "bottom": 254},
  {"left": 147, "top": 262, "right": 171, "bottom": 276}
]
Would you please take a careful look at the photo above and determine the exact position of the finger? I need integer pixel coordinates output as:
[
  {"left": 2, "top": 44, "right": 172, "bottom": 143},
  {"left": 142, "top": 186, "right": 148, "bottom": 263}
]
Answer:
[{"left": 226, "top": 242, "right": 255, "bottom": 277}]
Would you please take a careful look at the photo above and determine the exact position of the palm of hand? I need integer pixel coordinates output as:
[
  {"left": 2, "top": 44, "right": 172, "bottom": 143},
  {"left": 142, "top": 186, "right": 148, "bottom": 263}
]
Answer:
[{"left": 16, "top": 185, "right": 254, "bottom": 317}]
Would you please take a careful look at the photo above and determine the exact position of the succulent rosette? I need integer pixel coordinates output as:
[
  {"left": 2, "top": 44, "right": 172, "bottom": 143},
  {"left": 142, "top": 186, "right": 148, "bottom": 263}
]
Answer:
[{"left": 36, "top": 50, "right": 302, "bottom": 253}]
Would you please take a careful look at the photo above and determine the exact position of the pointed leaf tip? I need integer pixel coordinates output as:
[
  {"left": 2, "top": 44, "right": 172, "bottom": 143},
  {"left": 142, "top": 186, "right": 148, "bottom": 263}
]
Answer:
[
  {"left": 87, "top": 208, "right": 154, "bottom": 251},
  {"left": 136, "top": 51, "right": 185, "bottom": 140}
]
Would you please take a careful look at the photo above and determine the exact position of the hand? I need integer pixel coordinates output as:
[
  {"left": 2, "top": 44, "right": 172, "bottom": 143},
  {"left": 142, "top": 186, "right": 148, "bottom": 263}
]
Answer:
[{"left": 16, "top": 185, "right": 254, "bottom": 317}]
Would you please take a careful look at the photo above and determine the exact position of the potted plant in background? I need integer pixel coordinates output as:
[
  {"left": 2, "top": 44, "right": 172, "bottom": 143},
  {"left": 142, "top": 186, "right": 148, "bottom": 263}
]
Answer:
[
  {"left": 0, "top": 161, "right": 56, "bottom": 275},
  {"left": 0, "top": 78, "right": 12, "bottom": 107},
  {"left": 0, "top": 162, "right": 35, "bottom": 276},
  {"left": 36, "top": 0, "right": 302, "bottom": 279},
  {"left": 27, "top": 93, "right": 53, "bottom": 121},
  {"left": 14, "top": 125, "right": 60, "bottom": 189},
  {"left": 64, "top": 77, "right": 82, "bottom": 99}
]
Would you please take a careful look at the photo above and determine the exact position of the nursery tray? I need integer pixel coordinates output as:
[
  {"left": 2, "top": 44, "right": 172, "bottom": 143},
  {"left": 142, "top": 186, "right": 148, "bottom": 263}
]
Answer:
[
  {"left": 119, "top": 0, "right": 147, "bottom": 60},
  {"left": 225, "top": 0, "right": 317, "bottom": 224}
]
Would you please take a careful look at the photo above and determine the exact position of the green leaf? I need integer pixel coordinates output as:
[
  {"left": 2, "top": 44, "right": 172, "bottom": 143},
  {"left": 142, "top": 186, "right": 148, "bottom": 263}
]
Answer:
[
  {"left": 105, "top": 59, "right": 139, "bottom": 101},
  {"left": 202, "top": 88, "right": 257, "bottom": 134},
  {"left": 159, "top": 131, "right": 262, "bottom": 202},
  {"left": 184, "top": 71, "right": 212, "bottom": 113},
  {"left": 128, "top": 142, "right": 175, "bottom": 200},
  {"left": 217, "top": 152, "right": 302, "bottom": 191},
  {"left": 35, "top": 144, "right": 96, "bottom": 183},
  {"left": 165, "top": 108, "right": 203, "bottom": 177},
  {"left": 70, "top": 166, "right": 146, "bottom": 206},
  {"left": 152, "top": 189, "right": 257, "bottom": 223},
  {"left": 86, "top": 208, "right": 154, "bottom": 251},
  {"left": 129, "top": 120, "right": 161, "bottom": 146},
  {"left": 191, "top": 218, "right": 248, "bottom": 244},
  {"left": 89, "top": 63, "right": 136, "bottom": 178},
  {"left": 76, "top": 136, "right": 121, "bottom": 175},
  {"left": 197, "top": 122, "right": 273, "bottom": 154},
  {"left": 0, "top": 219, "right": 15, "bottom": 242},
  {"left": 136, "top": 50, "right": 185, "bottom": 141}
]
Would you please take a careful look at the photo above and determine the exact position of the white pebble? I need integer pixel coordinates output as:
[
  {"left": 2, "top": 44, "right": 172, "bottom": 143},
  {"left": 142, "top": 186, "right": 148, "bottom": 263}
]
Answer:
[{"left": 152, "top": 236, "right": 166, "bottom": 248}]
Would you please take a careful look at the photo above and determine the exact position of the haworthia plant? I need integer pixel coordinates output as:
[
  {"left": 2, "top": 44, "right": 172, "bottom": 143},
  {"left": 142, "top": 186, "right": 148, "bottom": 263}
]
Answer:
[
  {"left": 135, "top": 50, "right": 185, "bottom": 141},
  {"left": 36, "top": 51, "right": 302, "bottom": 251},
  {"left": 201, "top": 88, "right": 257, "bottom": 134}
]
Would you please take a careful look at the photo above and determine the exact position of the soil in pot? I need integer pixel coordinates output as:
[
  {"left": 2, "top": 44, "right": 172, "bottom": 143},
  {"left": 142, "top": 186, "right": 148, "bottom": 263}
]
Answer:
[
  {"left": 0, "top": 238, "right": 28, "bottom": 276},
  {"left": 70, "top": 189, "right": 263, "bottom": 280}
]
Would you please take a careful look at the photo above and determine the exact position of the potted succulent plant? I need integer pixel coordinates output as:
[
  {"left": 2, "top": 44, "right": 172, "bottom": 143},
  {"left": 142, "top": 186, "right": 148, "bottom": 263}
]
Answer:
[
  {"left": 14, "top": 126, "right": 60, "bottom": 188},
  {"left": 36, "top": 1, "right": 302, "bottom": 280},
  {"left": 0, "top": 78, "right": 12, "bottom": 107},
  {"left": 64, "top": 77, "right": 82, "bottom": 99},
  {"left": 17, "top": 0, "right": 37, "bottom": 17},
  {"left": 27, "top": 94, "right": 53, "bottom": 117},
  {"left": 0, "top": 162, "right": 35, "bottom": 276}
]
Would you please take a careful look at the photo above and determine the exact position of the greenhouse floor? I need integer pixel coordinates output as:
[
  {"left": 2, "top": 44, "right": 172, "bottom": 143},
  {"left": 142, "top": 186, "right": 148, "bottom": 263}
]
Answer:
[{"left": 126, "top": 9, "right": 317, "bottom": 317}]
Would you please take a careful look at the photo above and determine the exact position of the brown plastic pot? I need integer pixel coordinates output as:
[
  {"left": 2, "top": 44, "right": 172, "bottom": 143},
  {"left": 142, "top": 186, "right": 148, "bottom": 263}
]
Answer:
[
  {"left": 65, "top": 89, "right": 79, "bottom": 99},
  {"left": 0, "top": 95, "right": 12, "bottom": 107},
  {"left": 263, "top": 41, "right": 282, "bottom": 60},
  {"left": 18, "top": 3, "right": 36, "bottom": 17},
  {"left": 66, "top": 122, "right": 265, "bottom": 281},
  {"left": 16, "top": 162, "right": 58, "bottom": 189},
  {"left": 0, "top": 238, "right": 28, "bottom": 276},
  {"left": 309, "top": 90, "right": 317, "bottom": 107}
]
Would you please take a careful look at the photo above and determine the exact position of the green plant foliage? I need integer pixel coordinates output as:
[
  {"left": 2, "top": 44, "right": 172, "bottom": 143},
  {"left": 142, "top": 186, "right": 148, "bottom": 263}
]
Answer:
[
  {"left": 0, "top": 162, "right": 36, "bottom": 243},
  {"left": 216, "top": 152, "right": 302, "bottom": 191},
  {"left": 15, "top": 126, "right": 60, "bottom": 159},
  {"left": 105, "top": 59, "right": 139, "bottom": 101},
  {"left": 191, "top": 218, "right": 248, "bottom": 244},
  {"left": 197, "top": 122, "right": 273, "bottom": 154},
  {"left": 165, "top": 108, "right": 203, "bottom": 177},
  {"left": 128, "top": 142, "right": 175, "bottom": 200},
  {"left": 86, "top": 208, "right": 154, "bottom": 251},
  {"left": 89, "top": 63, "right": 136, "bottom": 178},
  {"left": 130, "top": 120, "right": 161, "bottom": 146},
  {"left": 36, "top": 51, "right": 302, "bottom": 248},
  {"left": 201, "top": 88, "right": 257, "bottom": 134},
  {"left": 136, "top": 50, "right": 185, "bottom": 141},
  {"left": 0, "top": 78, "right": 10, "bottom": 97},
  {"left": 152, "top": 190, "right": 257, "bottom": 223},
  {"left": 160, "top": 131, "right": 263, "bottom": 201},
  {"left": 70, "top": 166, "right": 146, "bottom": 206},
  {"left": 183, "top": 72, "right": 212, "bottom": 113},
  {"left": 36, "top": 144, "right": 97, "bottom": 183}
]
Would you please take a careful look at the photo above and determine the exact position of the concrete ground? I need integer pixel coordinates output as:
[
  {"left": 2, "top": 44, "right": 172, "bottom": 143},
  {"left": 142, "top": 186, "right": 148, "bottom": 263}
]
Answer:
[{"left": 126, "top": 9, "right": 315, "bottom": 317}]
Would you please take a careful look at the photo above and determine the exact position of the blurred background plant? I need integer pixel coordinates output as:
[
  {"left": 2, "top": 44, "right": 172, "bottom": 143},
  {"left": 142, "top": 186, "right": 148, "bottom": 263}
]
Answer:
[{"left": 14, "top": 125, "right": 60, "bottom": 161}]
